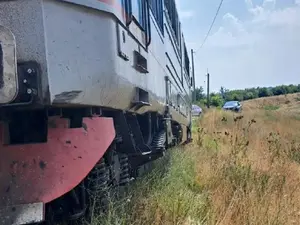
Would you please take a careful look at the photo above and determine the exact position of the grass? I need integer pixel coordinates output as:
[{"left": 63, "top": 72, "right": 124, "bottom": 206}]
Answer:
[
  {"left": 264, "top": 105, "right": 280, "bottom": 111},
  {"left": 86, "top": 93, "right": 300, "bottom": 225}
]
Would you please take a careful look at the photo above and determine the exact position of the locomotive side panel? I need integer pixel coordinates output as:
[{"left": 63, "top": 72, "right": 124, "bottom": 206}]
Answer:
[
  {"left": 162, "top": 2, "right": 192, "bottom": 122},
  {"left": 113, "top": 3, "right": 169, "bottom": 115},
  {"left": 43, "top": 1, "right": 127, "bottom": 107},
  {"left": 164, "top": 18, "right": 183, "bottom": 91},
  {"left": 44, "top": 0, "right": 168, "bottom": 115},
  {"left": 43, "top": 0, "right": 191, "bottom": 125},
  {"left": 0, "top": 0, "right": 191, "bottom": 125}
]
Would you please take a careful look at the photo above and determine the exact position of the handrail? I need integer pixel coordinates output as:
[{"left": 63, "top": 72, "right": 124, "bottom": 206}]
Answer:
[{"left": 146, "top": 0, "right": 152, "bottom": 48}]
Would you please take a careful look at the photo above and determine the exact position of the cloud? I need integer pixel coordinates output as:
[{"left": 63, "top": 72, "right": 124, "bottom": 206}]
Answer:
[
  {"left": 223, "top": 13, "right": 245, "bottom": 34},
  {"left": 262, "top": 0, "right": 276, "bottom": 10},
  {"left": 195, "top": 1, "right": 300, "bottom": 91},
  {"left": 245, "top": 0, "right": 253, "bottom": 9},
  {"left": 180, "top": 11, "right": 195, "bottom": 19}
]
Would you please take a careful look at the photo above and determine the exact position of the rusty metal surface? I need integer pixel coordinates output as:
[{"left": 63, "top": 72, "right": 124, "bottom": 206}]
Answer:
[
  {"left": 0, "top": 25, "right": 18, "bottom": 104},
  {"left": 0, "top": 203, "right": 44, "bottom": 225},
  {"left": 0, "top": 116, "right": 115, "bottom": 207}
]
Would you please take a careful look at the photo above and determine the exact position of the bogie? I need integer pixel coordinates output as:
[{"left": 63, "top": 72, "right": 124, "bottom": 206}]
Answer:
[{"left": 0, "top": 107, "right": 189, "bottom": 224}]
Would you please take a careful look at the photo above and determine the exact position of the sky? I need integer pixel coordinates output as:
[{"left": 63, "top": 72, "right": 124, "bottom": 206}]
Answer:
[{"left": 176, "top": 0, "right": 300, "bottom": 92}]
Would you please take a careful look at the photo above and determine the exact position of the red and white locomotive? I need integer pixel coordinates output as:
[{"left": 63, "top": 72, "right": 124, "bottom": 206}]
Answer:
[{"left": 0, "top": 0, "right": 193, "bottom": 224}]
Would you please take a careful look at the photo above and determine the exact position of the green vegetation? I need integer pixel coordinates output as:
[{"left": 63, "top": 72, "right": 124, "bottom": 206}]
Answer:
[
  {"left": 264, "top": 105, "right": 280, "bottom": 110},
  {"left": 84, "top": 149, "right": 210, "bottom": 225},
  {"left": 193, "top": 84, "right": 300, "bottom": 108}
]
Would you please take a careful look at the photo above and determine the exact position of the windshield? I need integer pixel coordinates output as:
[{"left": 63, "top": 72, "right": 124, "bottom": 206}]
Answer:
[{"left": 224, "top": 101, "right": 238, "bottom": 107}]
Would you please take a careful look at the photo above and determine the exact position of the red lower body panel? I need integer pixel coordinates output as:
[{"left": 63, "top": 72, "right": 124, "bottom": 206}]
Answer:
[{"left": 0, "top": 116, "right": 115, "bottom": 207}]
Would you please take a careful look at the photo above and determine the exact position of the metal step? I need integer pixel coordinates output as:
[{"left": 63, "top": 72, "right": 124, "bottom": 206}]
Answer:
[{"left": 125, "top": 114, "right": 152, "bottom": 154}]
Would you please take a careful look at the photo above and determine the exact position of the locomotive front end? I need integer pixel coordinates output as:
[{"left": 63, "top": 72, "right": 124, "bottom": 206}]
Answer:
[
  {"left": 0, "top": 25, "right": 45, "bottom": 225},
  {"left": 0, "top": 1, "right": 117, "bottom": 224}
]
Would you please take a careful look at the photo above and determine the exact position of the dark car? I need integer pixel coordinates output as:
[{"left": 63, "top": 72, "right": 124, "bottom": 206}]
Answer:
[{"left": 222, "top": 101, "right": 242, "bottom": 112}]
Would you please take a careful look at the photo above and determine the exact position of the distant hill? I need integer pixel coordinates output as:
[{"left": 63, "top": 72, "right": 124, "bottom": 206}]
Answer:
[{"left": 243, "top": 93, "right": 300, "bottom": 113}]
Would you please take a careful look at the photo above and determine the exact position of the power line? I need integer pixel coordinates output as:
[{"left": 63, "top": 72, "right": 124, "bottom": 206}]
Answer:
[{"left": 195, "top": 0, "right": 224, "bottom": 52}]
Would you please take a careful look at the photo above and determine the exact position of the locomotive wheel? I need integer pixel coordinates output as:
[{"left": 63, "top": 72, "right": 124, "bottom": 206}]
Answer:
[{"left": 85, "top": 150, "right": 131, "bottom": 221}]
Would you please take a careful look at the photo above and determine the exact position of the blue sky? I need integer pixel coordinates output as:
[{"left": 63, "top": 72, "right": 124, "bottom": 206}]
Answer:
[{"left": 176, "top": 0, "right": 300, "bottom": 92}]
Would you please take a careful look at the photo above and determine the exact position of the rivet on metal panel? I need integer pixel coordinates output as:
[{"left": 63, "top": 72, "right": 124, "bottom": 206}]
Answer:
[{"left": 26, "top": 89, "right": 32, "bottom": 95}]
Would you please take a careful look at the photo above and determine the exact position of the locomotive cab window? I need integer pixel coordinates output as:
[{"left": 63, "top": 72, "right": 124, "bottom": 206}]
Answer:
[
  {"left": 164, "top": 0, "right": 180, "bottom": 45},
  {"left": 126, "top": 0, "right": 151, "bottom": 47},
  {"left": 149, "top": 0, "right": 164, "bottom": 34},
  {"left": 128, "top": 0, "right": 149, "bottom": 31},
  {"left": 184, "top": 43, "right": 190, "bottom": 78}
]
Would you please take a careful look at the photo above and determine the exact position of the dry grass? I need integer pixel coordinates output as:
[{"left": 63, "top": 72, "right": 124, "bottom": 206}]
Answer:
[
  {"left": 195, "top": 95, "right": 300, "bottom": 225},
  {"left": 87, "top": 93, "right": 300, "bottom": 225}
]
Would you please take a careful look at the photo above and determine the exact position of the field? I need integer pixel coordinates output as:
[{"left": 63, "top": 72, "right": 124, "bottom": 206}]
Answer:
[{"left": 87, "top": 93, "right": 300, "bottom": 225}]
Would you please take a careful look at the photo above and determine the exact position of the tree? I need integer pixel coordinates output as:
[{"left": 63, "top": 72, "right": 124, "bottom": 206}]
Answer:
[
  {"left": 272, "top": 86, "right": 285, "bottom": 96},
  {"left": 210, "top": 95, "right": 224, "bottom": 107},
  {"left": 258, "top": 87, "right": 272, "bottom": 98},
  {"left": 220, "top": 86, "right": 229, "bottom": 100},
  {"left": 199, "top": 83, "right": 300, "bottom": 107},
  {"left": 288, "top": 84, "right": 298, "bottom": 93},
  {"left": 243, "top": 92, "right": 254, "bottom": 100},
  {"left": 192, "top": 86, "right": 205, "bottom": 102}
]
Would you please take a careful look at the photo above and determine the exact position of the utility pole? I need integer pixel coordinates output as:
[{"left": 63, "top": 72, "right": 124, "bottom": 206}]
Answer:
[
  {"left": 206, "top": 71, "right": 210, "bottom": 108},
  {"left": 191, "top": 49, "right": 196, "bottom": 102}
]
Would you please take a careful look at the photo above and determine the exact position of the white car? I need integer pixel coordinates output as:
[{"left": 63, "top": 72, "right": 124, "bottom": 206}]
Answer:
[{"left": 192, "top": 104, "right": 202, "bottom": 116}]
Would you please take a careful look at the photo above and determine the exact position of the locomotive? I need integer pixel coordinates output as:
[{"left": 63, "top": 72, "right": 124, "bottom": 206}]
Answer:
[{"left": 0, "top": 0, "right": 193, "bottom": 224}]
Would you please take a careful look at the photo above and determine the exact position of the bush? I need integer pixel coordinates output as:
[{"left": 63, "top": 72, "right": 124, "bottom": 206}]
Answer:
[{"left": 210, "top": 95, "right": 224, "bottom": 107}]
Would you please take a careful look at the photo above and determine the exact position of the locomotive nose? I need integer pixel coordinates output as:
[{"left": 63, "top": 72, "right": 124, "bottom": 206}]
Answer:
[{"left": 0, "top": 25, "right": 18, "bottom": 104}]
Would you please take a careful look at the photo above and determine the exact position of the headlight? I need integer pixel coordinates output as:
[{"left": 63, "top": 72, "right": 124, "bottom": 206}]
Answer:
[{"left": 0, "top": 25, "right": 18, "bottom": 104}]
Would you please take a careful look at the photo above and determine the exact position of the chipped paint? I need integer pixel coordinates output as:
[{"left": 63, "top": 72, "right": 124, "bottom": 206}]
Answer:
[
  {"left": 82, "top": 122, "right": 87, "bottom": 131},
  {"left": 39, "top": 161, "right": 46, "bottom": 170},
  {"left": 53, "top": 90, "right": 82, "bottom": 103}
]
